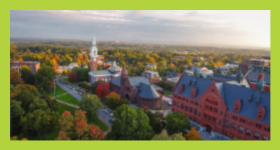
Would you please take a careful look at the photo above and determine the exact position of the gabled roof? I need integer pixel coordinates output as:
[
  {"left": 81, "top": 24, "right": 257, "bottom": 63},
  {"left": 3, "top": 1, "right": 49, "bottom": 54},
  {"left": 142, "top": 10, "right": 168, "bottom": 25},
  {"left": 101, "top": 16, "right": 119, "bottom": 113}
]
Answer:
[
  {"left": 88, "top": 70, "right": 120, "bottom": 76},
  {"left": 173, "top": 73, "right": 270, "bottom": 125},
  {"left": 246, "top": 71, "right": 270, "bottom": 85},
  {"left": 138, "top": 82, "right": 160, "bottom": 98},
  {"left": 111, "top": 76, "right": 121, "bottom": 86},
  {"left": 129, "top": 77, "right": 150, "bottom": 86}
]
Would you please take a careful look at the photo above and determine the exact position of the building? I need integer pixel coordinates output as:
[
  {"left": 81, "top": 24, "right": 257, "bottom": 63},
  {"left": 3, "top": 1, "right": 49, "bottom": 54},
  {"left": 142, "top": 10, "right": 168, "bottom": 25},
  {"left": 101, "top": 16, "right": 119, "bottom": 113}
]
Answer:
[
  {"left": 173, "top": 56, "right": 186, "bottom": 60},
  {"left": 184, "top": 66, "right": 213, "bottom": 77},
  {"left": 165, "top": 72, "right": 181, "bottom": 85},
  {"left": 245, "top": 71, "right": 270, "bottom": 92},
  {"left": 67, "top": 63, "right": 79, "bottom": 71},
  {"left": 194, "top": 56, "right": 205, "bottom": 61},
  {"left": 171, "top": 70, "right": 270, "bottom": 140},
  {"left": 57, "top": 66, "right": 68, "bottom": 74},
  {"left": 147, "top": 63, "right": 157, "bottom": 69},
  {"left": 215, "top": 63, "right": 239, "bottom": 75},
  {"left": 238, "top": 58, "right": 270, "bottom": 75},
  {"left": 142, "top": 70, "right": 161, "bottom": 84},
  {"left": 10, "top": 61, "right": 40, "bottom": 74},
  {"left": 111, "top": 67, "right": 163, "bottom": 109},
  {"left": 88, "top": 37, "right": 121, "bottom": 84}
]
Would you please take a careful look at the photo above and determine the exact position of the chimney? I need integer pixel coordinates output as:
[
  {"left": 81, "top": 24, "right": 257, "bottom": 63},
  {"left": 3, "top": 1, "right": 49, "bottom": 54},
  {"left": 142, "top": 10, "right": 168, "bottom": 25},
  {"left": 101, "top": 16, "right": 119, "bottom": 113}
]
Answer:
[{"left": 257, "top": 74, "right": 265, "bottom": 82}]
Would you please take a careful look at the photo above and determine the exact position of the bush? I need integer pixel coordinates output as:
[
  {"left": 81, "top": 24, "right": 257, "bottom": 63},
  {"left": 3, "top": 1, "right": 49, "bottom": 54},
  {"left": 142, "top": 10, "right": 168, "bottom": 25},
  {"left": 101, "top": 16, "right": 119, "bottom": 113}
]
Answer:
[
  {"left": 81, "top": 81, "right": 90, "bottom": 90},
  {"left": 157, "top": 81, "right": 174, "bottom": 91}
]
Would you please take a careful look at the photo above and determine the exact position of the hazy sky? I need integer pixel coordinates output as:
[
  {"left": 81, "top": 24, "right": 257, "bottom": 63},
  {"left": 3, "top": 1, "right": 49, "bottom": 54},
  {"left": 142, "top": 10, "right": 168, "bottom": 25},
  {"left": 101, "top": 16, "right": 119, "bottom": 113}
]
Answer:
[{"left": 10, "top": 10, "right": 270, "bottom": 48}]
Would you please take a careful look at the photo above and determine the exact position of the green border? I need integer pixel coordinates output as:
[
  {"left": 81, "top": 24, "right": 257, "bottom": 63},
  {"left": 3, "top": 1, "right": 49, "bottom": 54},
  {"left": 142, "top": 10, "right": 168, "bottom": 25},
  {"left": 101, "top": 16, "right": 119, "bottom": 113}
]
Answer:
[{"left": 2, "top": 1, "right": 278, "bottom": 150}]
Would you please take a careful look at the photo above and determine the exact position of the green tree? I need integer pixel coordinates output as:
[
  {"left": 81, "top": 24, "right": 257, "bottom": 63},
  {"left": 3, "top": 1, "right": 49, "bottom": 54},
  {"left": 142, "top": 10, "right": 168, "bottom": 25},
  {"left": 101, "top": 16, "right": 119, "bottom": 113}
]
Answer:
[
  {"left": 35, "top": 66, "right": 56, "bottom": 93},
  {"left": 10, "top": 70, "right": 23, "bottom": 86},
  {"left": 21, "top": 109, "right": 59, "bottom": 140},
  {"left": 145, "top": 111, "right": 165, "bottom": 134},
  {"left": 106, "top": 105, "right": 154, "bottom": 140},
  {"left": 79, "top": 94, "right": 102, "bottom": 120},
  {"left": 152, "top": 130, "right": 185, "bottom": 140},
  {"left": 20, "top": 65, "right": 35, "bottom": 85},
  {"left": 165, "top": 112, "right": 191, "bottom": 135}
]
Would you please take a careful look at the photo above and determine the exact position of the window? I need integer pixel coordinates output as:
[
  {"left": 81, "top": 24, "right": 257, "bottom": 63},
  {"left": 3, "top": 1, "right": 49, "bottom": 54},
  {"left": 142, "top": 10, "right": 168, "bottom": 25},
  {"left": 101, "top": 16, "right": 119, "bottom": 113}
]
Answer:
[
  {"left": 254, "top": 132, "right": 259, "bottom": 139},
  {"left": 205, "top": 105, "right": 209, "bottom": 110},
  {"left": 194, "top": 109, "right": 197, "bottom": 115},
  {"left": 219, "top": 120, "right": 221, "bottom": 125},
  {"left": 233, "top": 116, "right": 238, "bottom": 120},
  {"left": 199, "top": 112, "right": 201, "bottom": 116},
  {"left": 248, "top": 120, "right": 253, "bottom": 125},
  {"left": 264, "top": 126, "right": 270, "bottom": 132},
  {"left": 190, "top": 107, "right": 193, "bottom": 113},
  {"left": 204, "top": 114, "right": 207, "bottom": 119},
  {"left": 263, "top": 136, "right": 269, "bottom": 140},
  {"left": 185, "top": 106, "right": 189, "bottom": 111},
  {"left": 220, "top": 111, "right": 223, "bottom": 115},
  {"left": 212, "top": 117, "right": 216, "bottom": 122},
  {"left": 232, "top": 124, "right": 236, "bottom": 130},
  {"left": 225, "top": 121, "right": 229, "bottom": 127},
  {"left": 214, "top": 108, "right": 218, "bottom": 113},
  {"left": 246, "top": 129, "right": 251, "bottom": 136},
  {"left": 173, "top": 101, "right": 176, "bottom": 106},
  {"left": 177, "top": 103, "right": 180, "bottom": 108},
  {"left": 239, "top": 126, "right": 243, "bottom": 133},
  {"left": 210, "top": 106, "right": 213, "bottom": 111},
  {"left": 181, "top": 104, "right": 184, "bottom": 109},
  {"left": 227, "top": 113, "right": 231, "bottom": 117}
]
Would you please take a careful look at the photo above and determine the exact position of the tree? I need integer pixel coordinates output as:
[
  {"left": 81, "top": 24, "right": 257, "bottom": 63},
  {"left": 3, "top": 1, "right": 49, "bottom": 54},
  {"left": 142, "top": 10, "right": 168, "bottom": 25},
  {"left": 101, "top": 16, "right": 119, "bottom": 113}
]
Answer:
[
  {"left": 10, "top": 70, "right": 23, "bottom": 86},
  {"left": 145, "top": 111, "right": 165, "bottom": 134},
  {"left": 35, "top": 66, "right": 56, "bottom": 93},
  {"left": 97, "top": 65, "right": 102, "bottom": 70},
  {"left": 16, "top": 84, "right": 39, "bottom": 96},
  {"left": 165, "top": 112, "right": 191, "bottom": 135},
  {"left": 21, "top": 109, "right": 60, "bottom": 140},
  {"left": 56, "top": 110, "right": 105, "bottom": 140},
  {"left": 90, "top": 80, "right": 103, "bottom": 93},
  {"left": 95, "top": 82, "right": 110, "bottom": 98},
  {"left": 106, "top": 104, "right": 154, "bottom": 140},
  {"left": 20, "top": 65, "right": 35, "bottom": 85},
  {"left": 105, "top": 92, "right": 128, "bottom": 110},
  {"left": 68, "top": 71, "right": 79, "bottom": 83},
  {"left": 152, "top": 130, "right": 185, "bottom": 140},
  {"left": 79, "top": 94, "right": 102, "bottom": 120},
  {"left": 184, "top": 127, "right": 202, "bottom": 140}
]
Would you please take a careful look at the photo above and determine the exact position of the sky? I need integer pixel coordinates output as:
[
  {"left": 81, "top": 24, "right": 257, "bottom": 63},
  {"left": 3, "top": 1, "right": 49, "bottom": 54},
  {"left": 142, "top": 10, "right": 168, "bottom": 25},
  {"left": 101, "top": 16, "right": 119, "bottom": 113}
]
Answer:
[{"left": 10, "top": 10, "right": 270, "bottom": 48}]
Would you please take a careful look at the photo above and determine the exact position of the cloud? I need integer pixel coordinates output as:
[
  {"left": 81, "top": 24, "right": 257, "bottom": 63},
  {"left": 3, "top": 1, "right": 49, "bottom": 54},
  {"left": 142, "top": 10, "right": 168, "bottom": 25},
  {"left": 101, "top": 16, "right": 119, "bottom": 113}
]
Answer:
[{"left": 10, "top": 10, "right": 270, "bottom": 48}]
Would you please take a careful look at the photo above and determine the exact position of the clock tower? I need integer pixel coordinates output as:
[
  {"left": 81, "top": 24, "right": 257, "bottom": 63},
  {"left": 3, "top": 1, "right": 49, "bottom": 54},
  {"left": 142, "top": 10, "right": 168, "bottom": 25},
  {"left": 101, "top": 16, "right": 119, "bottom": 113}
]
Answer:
[{"left": 90, "top": 37, "right": 98, "bottom": 71}]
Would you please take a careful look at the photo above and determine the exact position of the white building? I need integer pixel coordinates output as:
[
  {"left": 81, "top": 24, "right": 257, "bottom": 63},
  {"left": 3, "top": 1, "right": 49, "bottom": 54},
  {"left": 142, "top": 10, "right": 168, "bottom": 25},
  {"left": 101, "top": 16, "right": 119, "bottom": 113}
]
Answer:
[
  {"left": 215, "top": 63, "right": 238, "bottom": 75},
  {"left": 147, "top": 63, "right": 157, "bottom": 69},
  {"left": 57, "top": 66, "right": 68, "bottom": 74},
  {"left": 67, "top": 62, "right": 80, "bottom": 71}
]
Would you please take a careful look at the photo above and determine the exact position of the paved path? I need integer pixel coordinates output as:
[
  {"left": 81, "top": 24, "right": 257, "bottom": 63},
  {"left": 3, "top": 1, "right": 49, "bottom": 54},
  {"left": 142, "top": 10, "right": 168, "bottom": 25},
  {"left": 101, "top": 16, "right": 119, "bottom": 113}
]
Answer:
[
  {"left": 55, "top": 77, "right": 82, "bottom": 101},
  {"left": 55, "top": 99, "right": 80, "bottom": 109}
]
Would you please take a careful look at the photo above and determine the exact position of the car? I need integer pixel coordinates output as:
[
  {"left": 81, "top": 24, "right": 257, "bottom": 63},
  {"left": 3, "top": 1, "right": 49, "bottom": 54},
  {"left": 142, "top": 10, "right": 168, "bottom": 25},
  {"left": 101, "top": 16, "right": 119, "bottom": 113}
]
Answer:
[{"left": 109, "top": 113, "right": 113, "bottom": 117}]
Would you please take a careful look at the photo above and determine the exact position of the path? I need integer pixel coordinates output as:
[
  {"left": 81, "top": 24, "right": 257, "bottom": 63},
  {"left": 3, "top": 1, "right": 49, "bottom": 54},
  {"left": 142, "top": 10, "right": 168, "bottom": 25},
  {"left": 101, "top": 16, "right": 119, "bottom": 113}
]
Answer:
[{"left": 55, "top": 76, "right": 82, "bottom": 101}]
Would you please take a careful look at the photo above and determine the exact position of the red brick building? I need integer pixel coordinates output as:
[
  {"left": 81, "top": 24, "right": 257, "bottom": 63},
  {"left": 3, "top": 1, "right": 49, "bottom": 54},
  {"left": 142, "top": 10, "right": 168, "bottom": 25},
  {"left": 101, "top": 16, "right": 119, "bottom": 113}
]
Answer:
[
  {"left": 111, "top": 67, "right": 163, "bottom": 109},
  {"left": 10, "top": 61, "right": 40, "bottom": 74},
  {"left": 171, "top": 71, "right": 270, "bottom": 140}
]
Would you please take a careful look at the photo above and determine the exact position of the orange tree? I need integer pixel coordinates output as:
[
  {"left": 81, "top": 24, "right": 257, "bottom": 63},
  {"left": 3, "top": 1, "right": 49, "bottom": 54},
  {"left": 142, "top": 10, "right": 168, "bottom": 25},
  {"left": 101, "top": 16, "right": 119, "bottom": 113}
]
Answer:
[
  {"left": 105, "top": 92, "right": 128, "bottom": 110},
  {"left": 56, "top": 110, "right": 104, "bottom": 140},
  {"left": 95, "top": 82, "right": 110, "bottom": 98},
  {"left": 184, "top": 127, "right": 202, "bottom": 140}
]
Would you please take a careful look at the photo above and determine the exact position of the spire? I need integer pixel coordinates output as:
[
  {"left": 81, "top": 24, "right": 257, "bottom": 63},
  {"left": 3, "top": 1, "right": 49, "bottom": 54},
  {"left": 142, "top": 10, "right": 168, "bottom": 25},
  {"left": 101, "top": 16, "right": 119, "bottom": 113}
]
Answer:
[
  {"left": 92, "top": 36, "right": 96, "bottom": 45},
  {"left": 256, "top": 78, "right": 265, "bottom": 91},
  {"left": 194, "top": 68, "right": 200, "bottom": 77},
  {"left": 121, "top": 66, "right": 128, "bottom": 75},
  {"left": 236, "top": 70, "right": 243, "bottom": 83},
  {"left": 113, "top": 61, "right": 116, "bottom": 66}
]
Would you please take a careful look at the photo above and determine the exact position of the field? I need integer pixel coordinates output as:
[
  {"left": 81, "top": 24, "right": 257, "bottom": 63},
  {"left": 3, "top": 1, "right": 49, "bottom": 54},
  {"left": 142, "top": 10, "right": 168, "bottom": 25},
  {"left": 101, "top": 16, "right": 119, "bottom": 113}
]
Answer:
[
  {"left": 56, "top": 94, "right": 80, "bottom": 106},
  {"left": 51, "top": 85, "right": 66, "bottom": 97}
]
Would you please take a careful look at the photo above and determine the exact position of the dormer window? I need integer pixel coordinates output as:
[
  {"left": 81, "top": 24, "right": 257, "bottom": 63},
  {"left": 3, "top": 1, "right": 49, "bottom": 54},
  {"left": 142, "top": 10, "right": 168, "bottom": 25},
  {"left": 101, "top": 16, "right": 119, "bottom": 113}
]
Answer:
[
  {"left": 191, "top": 86, "right": 196, "bottom": 98},
  {"left": 234, "top": 99, "right": 241, "bottom": 113},
  {"left": 257, "top": 105, "right": 265, "bottom": 121},
  {"left": 178, "top": 84, "right": 183, "bottom": 94}
]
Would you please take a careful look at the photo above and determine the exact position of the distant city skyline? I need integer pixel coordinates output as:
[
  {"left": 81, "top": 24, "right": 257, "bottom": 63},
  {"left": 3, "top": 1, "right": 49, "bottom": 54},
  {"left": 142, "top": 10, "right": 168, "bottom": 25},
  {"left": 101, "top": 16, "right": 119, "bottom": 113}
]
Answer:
[{"left": 10, "top": 10, "right": 270, "bottom": 48}]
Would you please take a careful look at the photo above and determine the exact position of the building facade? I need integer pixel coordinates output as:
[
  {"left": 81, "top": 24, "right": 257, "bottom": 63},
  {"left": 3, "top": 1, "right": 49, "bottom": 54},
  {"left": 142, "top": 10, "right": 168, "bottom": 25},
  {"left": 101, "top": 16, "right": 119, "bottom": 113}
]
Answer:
[
  {"left": 88, "top": 37, "right": 122, "bottom": 84},
  {"left": 171, "top": 72, "right": 270, "bottom": 140},
  {"left": 111, "top": 67, "right": 163, "bottom": 109},
  {"left": 10, "top": 61, "right": 40, "bottom": 74},
  {"left": 57, "top": 66, "right": 68, "bottom": 74},
  {"left": 142, "top": 70, "right": 161, "bottom": 84}
]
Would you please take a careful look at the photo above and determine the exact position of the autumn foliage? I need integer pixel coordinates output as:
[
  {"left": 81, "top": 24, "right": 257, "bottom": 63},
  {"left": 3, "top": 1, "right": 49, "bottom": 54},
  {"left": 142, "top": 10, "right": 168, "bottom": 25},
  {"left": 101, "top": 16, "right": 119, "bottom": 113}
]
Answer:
[
  {"left": 108, "top": 92, "right": 121, "bottom": 100},
  {"left": 184, "top": 127, "right": 202, "bottom": 140},
  {"left": 95, "top": 82, "right": 110, "bottom": 98},
  {"left": 68, "top": 71, "right": 79, "bottom": 83},
  {"left": 56, "top": 110, "right": 105, "bottom": 140},
  {"left": 143, "top": 106, "right": 150, "bottom": 111},
  {"left": 10, "top": 70, "right": 23, "bottom": 85}
]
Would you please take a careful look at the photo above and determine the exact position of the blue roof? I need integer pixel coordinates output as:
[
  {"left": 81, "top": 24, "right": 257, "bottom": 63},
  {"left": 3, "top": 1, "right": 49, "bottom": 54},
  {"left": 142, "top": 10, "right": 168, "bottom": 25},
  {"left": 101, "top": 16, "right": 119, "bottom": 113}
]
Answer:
[
  {"left": 138, "top": 83, "right": 160, "bottom": 98},
  {"left": 174, "top": 74, "right": 271, "bottom": 125},
  {"left": 111, "top": 76, "right": 121, "bottom": 86},
  {"left": 247, "top": 71, "right": 270, "bottom": 85}
]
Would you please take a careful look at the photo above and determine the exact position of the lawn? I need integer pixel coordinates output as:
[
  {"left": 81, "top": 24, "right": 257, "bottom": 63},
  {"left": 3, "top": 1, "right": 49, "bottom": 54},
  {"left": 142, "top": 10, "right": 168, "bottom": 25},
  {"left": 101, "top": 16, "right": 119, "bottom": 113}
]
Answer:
[
  {"left": 59, "top": 77, "right": 71, "bottom": 85},
  {"left": 163, "top": 91, "right": 172, "bottom": 95},
  {"left": 88, "top": 117, "right": 109, "bottom": 132},
  {"left": 56, "top": 94, "right": 80, "bottom": 106},
  {"left": 51, "top": 85, "right": 66, "bottom": 97},
  {"left": 57, "top": 102, "right": 78, "bottom": 115}
]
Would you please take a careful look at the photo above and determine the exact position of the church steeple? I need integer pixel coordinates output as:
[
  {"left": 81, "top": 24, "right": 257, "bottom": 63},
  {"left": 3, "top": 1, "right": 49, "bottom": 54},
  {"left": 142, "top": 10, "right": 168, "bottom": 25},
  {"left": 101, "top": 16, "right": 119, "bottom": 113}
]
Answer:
[{"left": 90, "top": 36, "right": 98, "bottom": 71}]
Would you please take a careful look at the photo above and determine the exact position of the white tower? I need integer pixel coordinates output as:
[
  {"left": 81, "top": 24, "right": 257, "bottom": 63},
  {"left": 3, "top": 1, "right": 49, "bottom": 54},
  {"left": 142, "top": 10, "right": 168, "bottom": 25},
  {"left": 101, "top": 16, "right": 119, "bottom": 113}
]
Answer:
[{"left": 90, "top": 37, "right": 98, "bottom": 71}]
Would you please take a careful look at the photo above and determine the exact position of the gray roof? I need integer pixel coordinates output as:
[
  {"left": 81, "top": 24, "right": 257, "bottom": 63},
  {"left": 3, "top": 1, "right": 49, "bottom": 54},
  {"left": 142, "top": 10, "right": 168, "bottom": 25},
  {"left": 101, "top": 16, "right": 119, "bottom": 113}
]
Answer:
[
  {"left": 247, "top": 71, "right": 270, "bottom": 85},
  {"left": 151, "top": 84, "right": 163, "bottom": 90},
  {"left": 173, "top": 74, "right": 270, "bottom": 125},
  {"left": 88, "top": 70, "right": 120, "bottom": 76},
  {"left": 167, "top": 72, "right": 178, "bottom": 77},
  {"left": 138, "top": 82, "right": 160, "bottom": 98},
  {"left": 129, "top": 77, "right": 150, "bottom": 86}
]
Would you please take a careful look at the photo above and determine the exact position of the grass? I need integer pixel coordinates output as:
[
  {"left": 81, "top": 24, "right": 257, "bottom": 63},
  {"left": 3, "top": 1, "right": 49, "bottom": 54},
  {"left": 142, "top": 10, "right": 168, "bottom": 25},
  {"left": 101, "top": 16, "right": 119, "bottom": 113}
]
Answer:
[
  {"left": 57, "top": 103, "right": 78, "bottom": 115},
  {"left": 163, "top": 91, "right": 172, "bottom": 95},
  {"left": 51, "top": 85, "right": 66, "bottom": 97},
  {"left": 88, "top": 117, "right": 109, "bottom": 132},
  {"left": 56, "top": 94, "right": 80, "bottom": 106}
]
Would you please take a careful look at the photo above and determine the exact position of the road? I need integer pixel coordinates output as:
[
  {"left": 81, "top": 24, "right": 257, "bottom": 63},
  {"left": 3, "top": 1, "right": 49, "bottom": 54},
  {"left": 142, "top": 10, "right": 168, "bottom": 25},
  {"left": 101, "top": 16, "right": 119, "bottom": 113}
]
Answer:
[{"left": 55, "top": 76, "right": 82, "bottom": 101}]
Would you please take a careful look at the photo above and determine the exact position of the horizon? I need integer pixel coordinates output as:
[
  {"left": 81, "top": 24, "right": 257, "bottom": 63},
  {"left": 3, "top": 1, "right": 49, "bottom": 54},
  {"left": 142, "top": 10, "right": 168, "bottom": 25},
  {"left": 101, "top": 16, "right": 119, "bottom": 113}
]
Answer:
[{"left": 10, "top": 10, "right": 270, "bottom": 49}]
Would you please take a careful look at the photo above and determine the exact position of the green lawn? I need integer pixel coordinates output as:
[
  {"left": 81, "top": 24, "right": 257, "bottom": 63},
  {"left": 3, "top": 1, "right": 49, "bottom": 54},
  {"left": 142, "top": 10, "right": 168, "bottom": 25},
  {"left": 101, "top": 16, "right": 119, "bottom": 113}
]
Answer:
[
  {"left": 51, "top": 85, "right": 66, "bottom": 97},
  {"left": 59, "top": 78, "right": 71, "bottom": 85},
  {"left": 57, "top": 103, "right": 78, "bottom": 115},
  {"left": 88, "top": 117, "right": 109, "bottom": 132},
  {"left": 56, "top": 94, "right": 80, "bottom": 106},
  {"left": 163, "top": 91, "right": 172, "bottom": 95}
]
